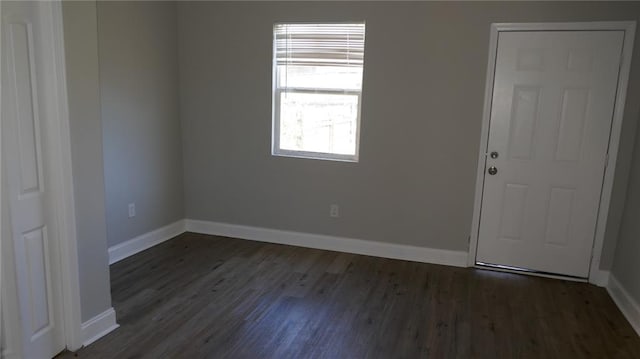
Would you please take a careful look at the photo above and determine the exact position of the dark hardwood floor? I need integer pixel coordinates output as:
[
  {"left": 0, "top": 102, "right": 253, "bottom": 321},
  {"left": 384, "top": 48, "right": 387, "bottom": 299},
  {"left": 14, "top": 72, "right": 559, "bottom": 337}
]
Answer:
[{"left": 58, "top": 232, "right": 640, "bottom": 358}]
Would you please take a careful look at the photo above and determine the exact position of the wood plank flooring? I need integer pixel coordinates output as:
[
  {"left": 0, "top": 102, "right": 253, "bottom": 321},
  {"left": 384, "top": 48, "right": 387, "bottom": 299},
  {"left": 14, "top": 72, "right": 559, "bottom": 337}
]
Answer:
[{"left": 58, "top": 232, "right": 640, "bottom": 358}]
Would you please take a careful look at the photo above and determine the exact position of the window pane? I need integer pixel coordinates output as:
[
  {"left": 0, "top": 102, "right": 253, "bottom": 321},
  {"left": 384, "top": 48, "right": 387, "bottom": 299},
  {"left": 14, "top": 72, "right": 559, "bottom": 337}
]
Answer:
[
  {"left": 279, "top": 92, "right": 358, "bottom": 156},
  {"left": 278, "top": 65, "right": 363, "bottom": 90}
]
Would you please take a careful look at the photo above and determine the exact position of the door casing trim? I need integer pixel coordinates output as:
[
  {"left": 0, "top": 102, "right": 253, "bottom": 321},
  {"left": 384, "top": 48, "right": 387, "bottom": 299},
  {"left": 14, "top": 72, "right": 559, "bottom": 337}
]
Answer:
[
  {"left": 49, "top": 1, "right": 84, "bottom": 350},
  {"left": 468, "top": 21, "right": 637, "bottom": 286}
]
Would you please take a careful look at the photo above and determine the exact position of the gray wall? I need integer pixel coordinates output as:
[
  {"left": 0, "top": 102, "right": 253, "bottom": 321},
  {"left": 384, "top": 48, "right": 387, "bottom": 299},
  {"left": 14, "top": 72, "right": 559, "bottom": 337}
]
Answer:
[
  {"left": 98, "top": 1, "right": 184, "bottom": 247},
  {"left": 178, "top": 1, "right": 640, "bottom": 269},
  {"left": 612, "top": 114, "right": 640, "bottom": 303},
  {"left": 62, "top": 1, "right": 112, "bottom": 322}
]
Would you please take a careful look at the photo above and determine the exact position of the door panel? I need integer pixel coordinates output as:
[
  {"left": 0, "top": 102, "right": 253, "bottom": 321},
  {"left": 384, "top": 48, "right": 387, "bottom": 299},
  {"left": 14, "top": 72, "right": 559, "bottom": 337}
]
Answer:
[
  {"left": 10, "top": 21, "right": 44, "bottom": 196},
  {"left": 498, "top": 183, "right": 528, "bottom": 241},
  {"left": 476, "top": 31, "right": 624, "bottom": 277},
  {"left": 556, "top": 87, "right": 590, "bottom": 161},
  {"left": 508, "top": 86, "right": 540, "bottom": 160},
  {"left": 24, "top": 226, "right": 52, "bottom": 336},
  {"left": 2, "top": 1, "right": 65, "bottom": 357}
]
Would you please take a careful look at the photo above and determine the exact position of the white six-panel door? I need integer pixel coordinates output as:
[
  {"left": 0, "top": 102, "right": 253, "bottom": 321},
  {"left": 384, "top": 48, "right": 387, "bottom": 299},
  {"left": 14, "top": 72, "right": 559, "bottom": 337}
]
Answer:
[
  {"left": 476, "top": 30, "right": 624, "bottom": 278},
  {"left": 2, "top": 1, "right": 65, "bottom": 357}
]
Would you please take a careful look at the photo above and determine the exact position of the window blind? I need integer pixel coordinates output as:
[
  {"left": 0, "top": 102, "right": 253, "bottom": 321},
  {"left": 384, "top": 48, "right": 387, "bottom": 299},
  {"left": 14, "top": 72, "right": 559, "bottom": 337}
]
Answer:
[{"left": 274, "top": 23, "right": 365, "bottom": 67}]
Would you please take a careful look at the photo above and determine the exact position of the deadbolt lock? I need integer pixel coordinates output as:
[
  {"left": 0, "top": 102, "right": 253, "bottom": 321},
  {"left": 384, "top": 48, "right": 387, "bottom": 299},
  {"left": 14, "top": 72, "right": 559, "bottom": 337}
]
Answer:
[{"left": 488, "top": 166, "right": 498, "bottom": 175}]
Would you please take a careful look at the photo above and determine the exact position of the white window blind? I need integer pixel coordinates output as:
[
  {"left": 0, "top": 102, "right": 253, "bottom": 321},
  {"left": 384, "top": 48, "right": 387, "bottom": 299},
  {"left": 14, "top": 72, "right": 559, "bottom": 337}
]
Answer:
[{"left": 274, "top": 23, "right": 365, "bottom": 68}]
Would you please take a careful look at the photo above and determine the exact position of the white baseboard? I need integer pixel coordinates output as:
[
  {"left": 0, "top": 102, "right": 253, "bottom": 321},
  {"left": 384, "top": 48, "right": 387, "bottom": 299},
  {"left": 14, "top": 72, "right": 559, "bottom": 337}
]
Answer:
[
  {"left": 108, "top": 219, "right": 186, "bottom": 264},
  {"left": 108, "top": 218, "right": 468, "bottom": 268},
  {"left": 607, "top": 274, "right": 640, "bottom": 337},
  {"left": 81, "top": 307, "right": 119, "bottom": 347},
  {"left": 590, "top": 269, "right": 610, "bottom": 287},
  {"left": 185, "top": 219, "right": 468, "bottom": 267}
]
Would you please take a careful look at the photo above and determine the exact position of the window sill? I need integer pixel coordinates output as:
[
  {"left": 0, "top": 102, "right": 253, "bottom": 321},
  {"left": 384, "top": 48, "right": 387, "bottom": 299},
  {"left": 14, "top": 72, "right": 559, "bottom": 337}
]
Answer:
[{"left": 272, "top": 149, "right": 358, "bottom": 163}]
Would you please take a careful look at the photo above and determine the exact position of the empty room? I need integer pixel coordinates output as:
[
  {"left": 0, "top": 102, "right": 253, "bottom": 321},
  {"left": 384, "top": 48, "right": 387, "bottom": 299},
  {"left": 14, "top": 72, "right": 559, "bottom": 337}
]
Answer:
[{"left": 3, "top": 0, "right": 640, "bottom": 358}]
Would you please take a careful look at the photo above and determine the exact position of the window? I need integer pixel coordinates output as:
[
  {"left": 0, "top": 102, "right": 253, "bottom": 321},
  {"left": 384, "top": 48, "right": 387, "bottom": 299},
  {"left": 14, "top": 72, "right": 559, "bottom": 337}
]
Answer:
[{"left": 272, "top": 23, "right": 366, "bottom": 162}]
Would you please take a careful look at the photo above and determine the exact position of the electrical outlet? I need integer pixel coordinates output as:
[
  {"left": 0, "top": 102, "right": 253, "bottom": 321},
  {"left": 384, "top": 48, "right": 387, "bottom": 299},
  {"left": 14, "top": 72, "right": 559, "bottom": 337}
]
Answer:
[
  {"left": 330, "top": 204, "right": 339, "bottom": 218},
  {"left": 128, "top": 203, "right": 136, "bottom": 218}
]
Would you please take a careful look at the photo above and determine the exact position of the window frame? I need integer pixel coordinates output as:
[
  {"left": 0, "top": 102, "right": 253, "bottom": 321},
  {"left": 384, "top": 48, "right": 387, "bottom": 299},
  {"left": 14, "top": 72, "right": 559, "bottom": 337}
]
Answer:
[{"left": 271, "top": 22, "right": 364, "bottom": 162}]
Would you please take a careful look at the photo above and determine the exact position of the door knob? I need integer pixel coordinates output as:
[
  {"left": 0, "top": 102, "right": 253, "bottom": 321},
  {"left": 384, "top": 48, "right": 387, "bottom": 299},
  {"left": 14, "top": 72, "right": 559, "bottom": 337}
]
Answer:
[{"left": 488, "top": 166, "right": 498, "bottom": 175}]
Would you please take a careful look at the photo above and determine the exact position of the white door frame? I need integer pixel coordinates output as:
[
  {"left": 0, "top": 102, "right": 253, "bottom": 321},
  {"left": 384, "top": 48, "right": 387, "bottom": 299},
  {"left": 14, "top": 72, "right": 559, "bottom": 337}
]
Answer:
[
  {"left": 1, "top": 1, "right": 84, "bottom": 351},
  {"left": 468, "top": 21, "right": 636, "bottom": 286},
  {"left": 50, "top": 1, "right": 84, "bottom": 351},
  {"left": 0, "top": 0, "right": 4, "bottom": 350}
]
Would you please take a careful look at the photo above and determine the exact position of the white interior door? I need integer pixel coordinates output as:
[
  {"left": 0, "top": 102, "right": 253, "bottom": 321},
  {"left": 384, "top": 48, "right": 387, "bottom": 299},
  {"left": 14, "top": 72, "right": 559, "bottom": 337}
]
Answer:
[
  {"left": 1, "top": 1, "right": 65, "bottom": 357},
  {"left": 476, "top": 30, "right": 624, "bottom": 278}
]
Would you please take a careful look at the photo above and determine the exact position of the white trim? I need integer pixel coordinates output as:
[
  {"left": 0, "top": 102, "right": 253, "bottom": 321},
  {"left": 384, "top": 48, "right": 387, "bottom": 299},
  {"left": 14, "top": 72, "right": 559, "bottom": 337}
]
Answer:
[
  {"left": 80, "top": 307, "right": 119, "bottom": 347},
  {"left": 588, "top": 22, "right": 636, "bottom": 284},
  {"left": 590, "top": 269, "right": 610, "bottom": 287},
  {"left": 607, "top": 275, "right": 640, "bottom": 337},
  {"left": 109, "top": 218, "right": 469, "bottom": 268},
  {"left": 108, "top": 220, "right": 186, "bottom": 265},
  {"left": 186, "top": 219, "right": 468, "bottom": 267},
  {"left": 49, "top": 1, "right": 85, "bottom": 351},
  {"left": 489, "top": 21, "right": 637, "bottom": 32},
  {"left": 0, "top": 0, "right": 5, "bottom": 354},
  {"left": 468, "top": 22, "right": 637, "bottom": 285},
  {"left": 0, "top": 0, "right": 4, "bottom": 350},
  {"left": 468, "top": 22, "right": 499, "bottom": 267}
]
